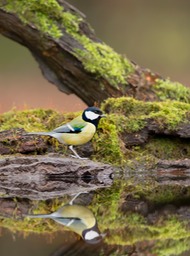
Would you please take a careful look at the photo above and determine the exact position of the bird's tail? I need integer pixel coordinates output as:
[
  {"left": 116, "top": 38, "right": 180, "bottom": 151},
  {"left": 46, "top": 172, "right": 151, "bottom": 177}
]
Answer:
[
  {"left": 25, "top": 213, "right": 52, "bottom": 219},
  {"left": 26, "top": 132, "right": 52, "bottom": 136}
]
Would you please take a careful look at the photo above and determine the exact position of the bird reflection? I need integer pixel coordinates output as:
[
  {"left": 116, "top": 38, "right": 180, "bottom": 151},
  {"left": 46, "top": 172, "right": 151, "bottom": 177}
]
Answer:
[
  {"left": 26, "top": 192, "right": 105, "bottom": 244},
  {"left": 50, "top": 239, "right": 105, "bottom": 256}
]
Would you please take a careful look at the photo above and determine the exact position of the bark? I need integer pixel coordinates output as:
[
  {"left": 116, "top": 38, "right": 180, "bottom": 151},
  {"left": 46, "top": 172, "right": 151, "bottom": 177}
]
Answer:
[
  {"left": 0, "top": 155, "right": 113, "bottom": 200},
  {"left": 0, "top": 0, "right": 165, "bottom": 106},
  {"left": 121, "top": 118, "right": 190, "bottom": 146}
]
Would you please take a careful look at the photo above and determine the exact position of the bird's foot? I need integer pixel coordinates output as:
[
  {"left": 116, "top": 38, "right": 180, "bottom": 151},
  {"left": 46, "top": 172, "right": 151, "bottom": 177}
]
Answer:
[
  {"left": 70, "top": 154, "right": 88, "bottom": 160},
  {"left": 69, "top": 191, "right": 89, "bottom": 205},
  {"left": 69, "top": 145, "right": 88, "bottom": 160}
]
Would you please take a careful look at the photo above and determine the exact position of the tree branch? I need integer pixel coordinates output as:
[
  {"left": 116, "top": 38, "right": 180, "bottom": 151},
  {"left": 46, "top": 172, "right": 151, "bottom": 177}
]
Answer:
[{"left": 1, "top": 0, "right": 189, "bottom": 105}]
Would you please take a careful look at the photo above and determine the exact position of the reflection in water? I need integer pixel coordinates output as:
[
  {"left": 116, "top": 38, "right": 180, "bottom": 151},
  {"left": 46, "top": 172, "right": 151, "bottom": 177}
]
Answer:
[
  {"left": 0, "top": 227, "right": 134, "bottom": 256},
  {"left": 26, "top": 193, "right": 104, "bottom": 244},
  {"left": 0, "top": 228, "right": 72, "bottom": 256},
  {"left": 49, "top": 239, "right": 127, "bottom": 256},
  {"left": 2, "top": 175, "right": 190, "bottom": 255}
]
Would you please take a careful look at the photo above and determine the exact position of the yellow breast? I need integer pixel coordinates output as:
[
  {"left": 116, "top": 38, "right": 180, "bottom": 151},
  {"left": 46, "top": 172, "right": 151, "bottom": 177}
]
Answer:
[{"left": 61, "top": 123, "right": 96, "bottom": 146}]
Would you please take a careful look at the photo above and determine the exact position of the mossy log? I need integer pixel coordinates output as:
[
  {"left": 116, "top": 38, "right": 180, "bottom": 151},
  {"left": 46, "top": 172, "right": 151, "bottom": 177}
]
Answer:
[
  {"left": 1, "top": 96, "right": 190, "bottom": 173},
  {"left": 1, "top": 0, "right": 190, "bottom": 106},
  {"left": 1, "top": 96, "right": 190, "bottom": 160}
]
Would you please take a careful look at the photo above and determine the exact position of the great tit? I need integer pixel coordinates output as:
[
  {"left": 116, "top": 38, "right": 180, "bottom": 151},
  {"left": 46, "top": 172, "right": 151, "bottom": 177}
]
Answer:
[
  {"left": 27, "top": 106, "right": 106, "bottom": 159},
  {"left": 26, "top": 193, "right": 105, "bottom": 244}
]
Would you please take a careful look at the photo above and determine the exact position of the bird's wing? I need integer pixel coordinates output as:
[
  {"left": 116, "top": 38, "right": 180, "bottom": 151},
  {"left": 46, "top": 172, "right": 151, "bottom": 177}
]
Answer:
[
  {"left": 53, "top": 116, "right": 87, "bottom": 134},
  {"left": 53, "top": 124, "right": 75, "bottom": 133},
  {"left": 54, "top": 217, "right": 86, "bottom": 227}
]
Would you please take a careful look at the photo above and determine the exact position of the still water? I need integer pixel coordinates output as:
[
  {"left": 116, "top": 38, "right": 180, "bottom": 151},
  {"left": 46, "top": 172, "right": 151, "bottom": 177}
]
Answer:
[
  {"left": 1, "top": 227, "right": 125, "bottom": 256},
  {"left": 1, "top": 169, "right": 190, "bottom": 256},
  {"left": 0, "top": 227, "right": 122, "bottom": 256}
]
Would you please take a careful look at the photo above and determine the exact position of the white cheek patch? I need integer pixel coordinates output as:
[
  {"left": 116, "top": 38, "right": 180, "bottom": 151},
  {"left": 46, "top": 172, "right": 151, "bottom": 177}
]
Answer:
[
  {"left": 85, "top": 111, "right": 99, "bottom": 120},
  {"left": 85, "top": 230, "right": 100, "bottom": 240}
]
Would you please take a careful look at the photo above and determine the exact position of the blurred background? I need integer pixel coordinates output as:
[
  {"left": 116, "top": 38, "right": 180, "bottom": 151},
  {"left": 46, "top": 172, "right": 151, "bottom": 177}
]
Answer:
[{"left": 1, "top": 0, "right": 190, "bottom": 114}]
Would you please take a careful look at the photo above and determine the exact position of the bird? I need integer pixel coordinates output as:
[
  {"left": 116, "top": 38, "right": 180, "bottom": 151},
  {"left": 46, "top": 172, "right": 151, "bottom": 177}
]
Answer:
[
  {"left": 26, "top": 192, "right": 105, "bottom": 244},
  {"left": 26, "top": 106, "right": 106, "bottom": 159}
]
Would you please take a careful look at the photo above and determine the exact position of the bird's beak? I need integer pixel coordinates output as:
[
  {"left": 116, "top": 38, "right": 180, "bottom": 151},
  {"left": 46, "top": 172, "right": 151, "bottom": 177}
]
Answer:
[{"left": 101, "top": 114, "right": 106, "bottom": 118}]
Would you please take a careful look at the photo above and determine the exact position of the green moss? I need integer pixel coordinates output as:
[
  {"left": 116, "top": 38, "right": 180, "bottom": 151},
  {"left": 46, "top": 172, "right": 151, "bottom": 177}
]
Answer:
[
  {"left": 3, "top": 0, "right": 84, "bottom": 38},
  {"left": 0, "top": 197, "right": 69, "bottom": 234},
  {"left": 3, "top": 0, "right": 134, "bottom": 87},
  {"left": 154, "top": 238, "right": 190, "bottom": 256},
  {"left": 74, "top": 38, "right": 134, "bottom": 87},
  {"left": 4, "top": 0, "right": 65, "bottom": 38},
  {"left": 90, "top": 180, "right": 126, "bottom": 227},
  {"left": 143, "top": 137, "right": 190, "bottom": 160},
  {"left": 62, "top": 11, "right": 81, "bottom": 35},
  {"left": 102, "top": 97, "right": 190, "bottom": 131},
  {"left": 1, "top": 97, "right": 190, "bottom": 164},
  {"left": 0, "top": 108, "right": 79, "bottom": 132},
  {"left": 92, "top": 116, "right": 125, "bottom": 165},
  {"left": 0, "top": 108, "right": 63, "bottom": 132},
  {"left": 143, "top": 185, "right": 190, "bottom": 205},
  {"left": 153, "top": 79, "right": 190, "bottom": 103},
  {"left": 0, "top": 108, "right": 79, "bottom": 155}
]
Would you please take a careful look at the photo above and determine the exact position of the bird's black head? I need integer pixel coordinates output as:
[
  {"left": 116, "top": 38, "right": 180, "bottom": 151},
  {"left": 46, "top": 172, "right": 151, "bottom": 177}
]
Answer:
[{"left": 82, "top": 107, "right": 106, "bottom": 128}]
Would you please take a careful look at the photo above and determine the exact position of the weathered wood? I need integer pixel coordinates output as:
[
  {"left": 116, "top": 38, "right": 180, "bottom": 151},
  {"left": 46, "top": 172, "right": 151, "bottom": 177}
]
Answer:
[
  {"left": 0, "top": 128, "right": 49, "bottom": 154},
  {"left": 120, "top": 118, "right": 190, "bottom": 147},
  {"left": 155, "top": 159, "right": 190, "bottom": 185},
  {"left": 0, "top": 155, "right": 113, "bottom": 200}
]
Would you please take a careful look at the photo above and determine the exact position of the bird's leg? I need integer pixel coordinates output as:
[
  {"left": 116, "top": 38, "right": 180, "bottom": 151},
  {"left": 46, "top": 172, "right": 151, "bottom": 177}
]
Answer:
[
  {"left": 69, "top": 191, "right": 88, "bottom": 205},
  {"left": 69, "top": 145, "right": 88, "bottom": 160}
]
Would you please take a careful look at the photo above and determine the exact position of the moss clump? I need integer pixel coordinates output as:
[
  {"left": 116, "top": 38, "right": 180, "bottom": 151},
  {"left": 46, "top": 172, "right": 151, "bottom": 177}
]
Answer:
[
  {"left": 153, "top": 79, "right": 190, "bottom": 103},
  {"left": 154, "top": 238, "right": 190, "bottom": 256},
  {"left": 142, "top": 137, "right": 190, "bottom": 160},
  {"left": 141, "top": 184, "right": 190, "bottom": 205},
  {"left": 0, "top": 108, "right": 63, "bottom": 132},
  {"left": 4, "top": 0, "right": 84, "bottom": 38},
  {"left": 0, "top": 197, "right": 69, "bottom": 234},
  {"left": 74, "top": 39, "right": 133, "bottom": 87},
  {"left": 0, "top": 108, "right": 79, "bottom": 132},
  {"left": 92, "top": 116, "right": 125, "bottom": 165},
  {"left": 0, "top": 108, "right": 80, "bottom": 155},
  {"left": 4, "top": 0, "right": 65, "bottom": 38},
  {"left": 102, "top": 96, "right": 190, "bottom": 131},
  {"left": 90, "top": 180, "right": 127, "bottom": 229}
]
